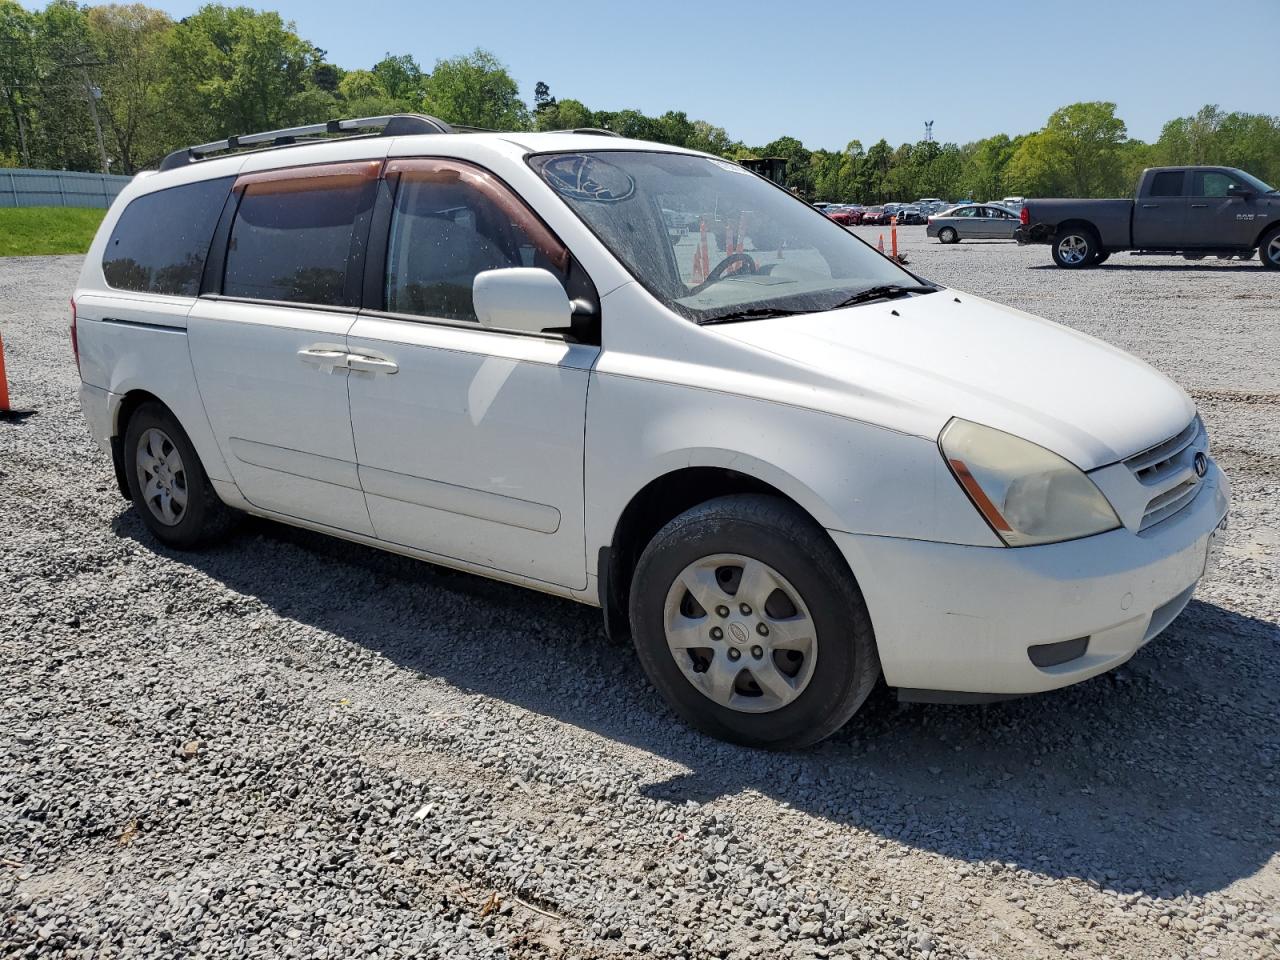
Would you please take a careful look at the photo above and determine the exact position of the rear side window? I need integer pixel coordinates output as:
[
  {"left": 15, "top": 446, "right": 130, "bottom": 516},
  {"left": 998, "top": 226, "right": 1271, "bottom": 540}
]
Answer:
[
  {"left": 102, "top": 177, "right": 233, "bottom": 296},
  {"left": 223, "top": 167, "right": 375, "bottom": 307},
  {"left": 1148, "top": 171, "right": 1186, "bottom": 197},
  {"left": 384, "top": 159, "right": 568, "bottom": 322}
]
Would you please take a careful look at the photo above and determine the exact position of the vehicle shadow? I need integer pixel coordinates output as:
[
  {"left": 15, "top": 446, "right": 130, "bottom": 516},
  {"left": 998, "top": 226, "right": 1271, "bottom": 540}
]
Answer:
[{"left": 113, "top": 511, "right": 1280, "bottom": 898}]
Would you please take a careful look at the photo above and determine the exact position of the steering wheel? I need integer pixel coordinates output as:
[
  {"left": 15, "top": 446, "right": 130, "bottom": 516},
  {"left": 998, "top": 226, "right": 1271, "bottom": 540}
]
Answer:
[{"left": 690, "top": 252, "right": 758, "bottom": 295}]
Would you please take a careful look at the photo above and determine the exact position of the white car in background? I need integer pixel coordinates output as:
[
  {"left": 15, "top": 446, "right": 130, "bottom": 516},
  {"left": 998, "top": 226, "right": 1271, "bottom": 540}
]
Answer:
[{"left": 72, "top": 115, "right": 1229, "bottom": 748}]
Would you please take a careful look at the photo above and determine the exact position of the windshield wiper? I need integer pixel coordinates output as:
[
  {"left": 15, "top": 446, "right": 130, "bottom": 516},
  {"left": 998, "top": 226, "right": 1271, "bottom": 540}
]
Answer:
[
  {"left": 698, "top": 307, "right": 809, "bottom": 325},
  {"left": 828, "top": 284, "right": 938, "bottom": 310}
]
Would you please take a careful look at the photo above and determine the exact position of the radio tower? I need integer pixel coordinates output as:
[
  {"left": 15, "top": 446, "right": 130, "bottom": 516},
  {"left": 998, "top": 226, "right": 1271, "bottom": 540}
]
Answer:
[{"left": 924, "top": 120, "right": 934, "bottom": 143}]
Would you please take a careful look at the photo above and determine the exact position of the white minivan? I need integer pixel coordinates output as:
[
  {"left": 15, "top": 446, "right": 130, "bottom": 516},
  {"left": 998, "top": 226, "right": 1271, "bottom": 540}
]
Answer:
[{"left": 73, "top": 115, "right": 1229, "bottom": 748}]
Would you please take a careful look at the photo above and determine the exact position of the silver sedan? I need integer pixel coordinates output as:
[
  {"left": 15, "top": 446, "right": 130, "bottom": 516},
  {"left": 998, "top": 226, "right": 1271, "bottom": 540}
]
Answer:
[{"left": 926, "top": 204, "right": 1021, "bottom": 243}]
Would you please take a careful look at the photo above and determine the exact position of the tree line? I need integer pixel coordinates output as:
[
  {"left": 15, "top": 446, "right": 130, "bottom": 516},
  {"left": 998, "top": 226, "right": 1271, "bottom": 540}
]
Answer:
[{"left": 3, "top": 2, "right": 1279, "bottom": 203}]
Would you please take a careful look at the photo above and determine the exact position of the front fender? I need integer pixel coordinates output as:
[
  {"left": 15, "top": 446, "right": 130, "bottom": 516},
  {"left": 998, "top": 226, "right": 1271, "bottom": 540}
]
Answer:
[{"left": 584, "top": 370, "right": 1000, "bottom": 565}]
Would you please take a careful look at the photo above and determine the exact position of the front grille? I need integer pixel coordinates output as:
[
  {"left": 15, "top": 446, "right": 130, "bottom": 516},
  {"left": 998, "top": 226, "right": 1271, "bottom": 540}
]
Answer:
[{"left": 1125, "top": 417, "right": 1206, "bottom": 531}]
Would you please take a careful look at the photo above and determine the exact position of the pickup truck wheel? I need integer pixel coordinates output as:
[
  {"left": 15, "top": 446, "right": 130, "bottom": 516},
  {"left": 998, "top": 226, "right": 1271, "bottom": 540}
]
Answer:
[
  {"left": 1052, "top": 229, "right": 1097, "bottom": 268},
  {"left": 938, "top": 227, "right": 959, "bottom": 244},
  {"left": 1259, "top": 226, "right": 1280, "bottom": 270},
  {"left": 628, "top": 494, "right": 880, "bottom": 749}
]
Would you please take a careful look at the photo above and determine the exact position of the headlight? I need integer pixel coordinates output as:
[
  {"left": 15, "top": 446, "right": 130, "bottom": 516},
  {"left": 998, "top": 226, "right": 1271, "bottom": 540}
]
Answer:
[{"left": 940, "top": 419, "right": 1120, "bottom": 546}]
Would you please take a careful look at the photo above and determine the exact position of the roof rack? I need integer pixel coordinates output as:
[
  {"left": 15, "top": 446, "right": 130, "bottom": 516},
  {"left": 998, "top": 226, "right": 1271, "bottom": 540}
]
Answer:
[
  {"left": 554, "top": 128, "right": 622, "bottom": 138},
  {"left": 156, "top": 114, "right": 456, "bottom": 172}
]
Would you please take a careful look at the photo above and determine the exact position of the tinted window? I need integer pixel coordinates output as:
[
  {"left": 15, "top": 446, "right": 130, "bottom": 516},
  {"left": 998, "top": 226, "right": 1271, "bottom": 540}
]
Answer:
[
  {"left": 1148, "top": 171, "right": 1186, "bottom": 197},
  {"left": 102, "top": 177, "right": 233, "bottom": 296},
  {"left": 385, "top": 162, "right": 567, "bottom": 322},
  {"left": 954, "top": 207, "right": 977, "bottom": 218},
  {"left": 1192, "top": 171, "right": 1239, "bottom": 198},
  {"left": 224, "top": 173, "right": 372, "bottom": 306}
]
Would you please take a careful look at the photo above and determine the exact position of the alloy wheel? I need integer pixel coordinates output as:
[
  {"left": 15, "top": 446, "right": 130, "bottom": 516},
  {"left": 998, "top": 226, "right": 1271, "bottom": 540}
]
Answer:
[
  {"left": 1057, "top": 234, "right": 1089, "bottom": 265},
  {"left": 662, "top": 553, "right": 817, "bottom": 714},
  {"left": 135, "top": 427, "right": 188, "bottom": 526}
]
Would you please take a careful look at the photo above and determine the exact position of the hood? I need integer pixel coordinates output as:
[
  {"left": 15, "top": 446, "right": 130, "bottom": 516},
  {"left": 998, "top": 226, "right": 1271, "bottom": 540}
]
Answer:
[{"left": 710, "top": 289, "right": 1195, "bottom": 471}]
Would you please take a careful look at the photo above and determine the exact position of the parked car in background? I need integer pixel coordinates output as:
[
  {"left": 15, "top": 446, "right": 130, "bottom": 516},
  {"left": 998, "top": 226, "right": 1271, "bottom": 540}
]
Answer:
[
  {"left": 1001, "top": 196, "right": 1027, "bottom": 211},
  {"left": 861, "top": 205, "right": 890, "bottom": 225},
  {"left": 1016, "top": 166, "right": 1280, "bottom": 268},
  {"left": 826, "top": 205, "right": 863, "bottom": 226},
  {"left": 927, "top": 204, "right": 1021, "bottom": 243},
  {"left": 895, "top": 206, "right": 926, "bottom": 225}
]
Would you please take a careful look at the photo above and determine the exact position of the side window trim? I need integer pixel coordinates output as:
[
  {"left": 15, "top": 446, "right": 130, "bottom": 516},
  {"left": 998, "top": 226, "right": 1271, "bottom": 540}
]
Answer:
[
  {"left": 220, "top": 160, "right": 380, "bottom": 309},
  {"left": 361, "top": 156, "right": 600, "bottom": 344}
]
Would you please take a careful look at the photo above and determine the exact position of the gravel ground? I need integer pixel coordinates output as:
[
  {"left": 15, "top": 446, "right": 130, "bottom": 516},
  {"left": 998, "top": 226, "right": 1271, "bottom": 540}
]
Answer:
[{"left": 2, "top": 234, "right": 1278, "bottom": 960}]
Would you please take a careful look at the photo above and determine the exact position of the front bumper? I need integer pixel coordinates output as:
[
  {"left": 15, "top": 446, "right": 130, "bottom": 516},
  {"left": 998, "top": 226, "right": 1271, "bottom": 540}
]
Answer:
[{"left": 831, "top": 464, "right": 1229, "bottom": 695}]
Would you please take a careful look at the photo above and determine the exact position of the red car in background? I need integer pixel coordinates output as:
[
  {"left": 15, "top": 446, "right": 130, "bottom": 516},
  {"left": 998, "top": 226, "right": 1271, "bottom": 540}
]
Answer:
[
  {"left": 825, "top": 205, "right": 863, "bottom": 226},
  {"left": 860, "top": 206, "right": 890, "bottom": 226}
]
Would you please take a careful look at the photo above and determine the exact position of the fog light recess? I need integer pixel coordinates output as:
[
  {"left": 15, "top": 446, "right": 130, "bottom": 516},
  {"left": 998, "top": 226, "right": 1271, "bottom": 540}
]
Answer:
[{"left": 1027, "top": 636, "right": 1090, "bottom": 668}]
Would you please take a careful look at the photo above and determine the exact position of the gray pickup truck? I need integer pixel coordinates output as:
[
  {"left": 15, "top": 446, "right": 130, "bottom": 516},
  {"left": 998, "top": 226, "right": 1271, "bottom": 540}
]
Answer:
[{"left": 1015, "top": 166, "right": 1280, "bottom": 269}]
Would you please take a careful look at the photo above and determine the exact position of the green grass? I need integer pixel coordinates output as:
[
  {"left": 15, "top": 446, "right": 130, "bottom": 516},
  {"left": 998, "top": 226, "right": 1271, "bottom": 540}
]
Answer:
[{"left": 0, "top": 206, "right": 106, "bottom": 257}]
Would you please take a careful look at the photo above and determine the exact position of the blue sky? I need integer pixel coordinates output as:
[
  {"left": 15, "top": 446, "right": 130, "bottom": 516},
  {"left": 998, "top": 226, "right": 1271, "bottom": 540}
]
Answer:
[{"left": 47, "top": 0, "right": 1280, "bottom": 149}]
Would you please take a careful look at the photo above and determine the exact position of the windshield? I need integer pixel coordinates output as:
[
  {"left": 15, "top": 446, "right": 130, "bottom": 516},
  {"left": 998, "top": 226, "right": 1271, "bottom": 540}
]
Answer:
[{"left": 529, "top": 150, "right": 925, "bottom": 322}]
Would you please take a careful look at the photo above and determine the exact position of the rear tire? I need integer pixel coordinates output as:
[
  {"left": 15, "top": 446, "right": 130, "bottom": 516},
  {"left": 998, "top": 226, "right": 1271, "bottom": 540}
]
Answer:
[
  {"left": 628, "top": 494, "right": 880, "bottom": 749},
  {"left": 1259, "top": 225, "right": 1280, "bottom": 270},
  {"left": 123, "top": 402, "right": 235, "bottom": 549},
  {"left": 1051, "top": 227, "right": 1098, "bottom": 268},
  {"left": 938, "top": 227, "right": 959, "bottom": 244}
]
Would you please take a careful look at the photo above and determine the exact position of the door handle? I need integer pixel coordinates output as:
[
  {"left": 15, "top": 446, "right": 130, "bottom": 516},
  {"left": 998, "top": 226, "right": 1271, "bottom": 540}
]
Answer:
[
  {"left": 1141, "top": 203, "right": 1159, "bottom": 208},
  {"left": 1190, "top": 203, "right": 1208, "bottom": 208},
  {"left": 297, "top": 347, "right": 349, "bottom": 370},
  {"left": 347, "top": 355, "right": 399, "bottom": 375}
]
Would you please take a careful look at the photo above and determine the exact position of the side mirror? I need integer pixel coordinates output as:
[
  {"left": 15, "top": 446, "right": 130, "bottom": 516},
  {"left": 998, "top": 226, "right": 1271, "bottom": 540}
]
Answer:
[
  {"left": 473, "top": 268, "right": 571, "bottom": 336},
  {"left": 1227, "top": 183, "right": 1253, "bottom": 199}
]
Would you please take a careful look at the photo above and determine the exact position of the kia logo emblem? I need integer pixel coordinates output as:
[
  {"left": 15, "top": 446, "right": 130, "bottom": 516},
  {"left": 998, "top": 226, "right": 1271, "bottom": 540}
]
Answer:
[{"left": 1193, "top": 452, "right": 1208, "bottom": 478}]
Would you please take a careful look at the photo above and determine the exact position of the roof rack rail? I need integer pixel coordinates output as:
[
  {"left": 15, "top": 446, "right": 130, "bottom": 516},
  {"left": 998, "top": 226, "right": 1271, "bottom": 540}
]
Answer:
[
  {"left": 554, "top": 128, "right": 623, "bottom": 138},
  {"left": 156, "top": 114, "right": 456, "bottom": 172}
]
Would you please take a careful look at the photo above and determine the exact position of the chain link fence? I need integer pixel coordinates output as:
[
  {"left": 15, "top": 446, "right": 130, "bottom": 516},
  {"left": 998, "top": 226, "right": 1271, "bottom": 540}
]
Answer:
[{"left": 1, "top": 168, "right": 132, "bottom": 208}]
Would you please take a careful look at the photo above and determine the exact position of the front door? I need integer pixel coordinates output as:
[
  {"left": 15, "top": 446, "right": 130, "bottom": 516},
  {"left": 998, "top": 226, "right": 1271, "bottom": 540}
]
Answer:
[
  {"left": 1185, "top": 169, "right": 1263, "bottom": 248},
  {"left": 346, "top": 158, "right": 595, "bottom": 589},
  {"left": 188, "top": 161, "right": 380, "bottom": 535}
]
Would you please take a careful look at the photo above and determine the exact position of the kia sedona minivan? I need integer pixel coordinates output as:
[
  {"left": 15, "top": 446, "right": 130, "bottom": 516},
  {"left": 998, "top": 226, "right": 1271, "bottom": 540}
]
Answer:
[{"left": 73, "top": 114, "right": 1229, "bottom": 748}]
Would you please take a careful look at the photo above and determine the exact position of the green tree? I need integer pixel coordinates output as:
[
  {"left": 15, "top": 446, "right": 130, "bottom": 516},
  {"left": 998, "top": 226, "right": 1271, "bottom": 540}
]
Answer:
[
  {"left": 420, "top": 48, "right": 527, "bottom": 130},
  {"left": 86, "top": 3, "right": 174, "bottom": 173},
  {"left": 160, "top": 5, "right": 324, "bottom": 144},
  {"left": 1007, "top": 102, "right": 1129, "bottom": 197},
  {"left": 371, "top": 53, "right": 423, "bottom": 103}
]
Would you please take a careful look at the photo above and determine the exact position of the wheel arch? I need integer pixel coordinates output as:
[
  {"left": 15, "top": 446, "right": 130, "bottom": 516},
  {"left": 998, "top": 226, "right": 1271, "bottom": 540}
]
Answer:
[
  {"left": 598, "top": 463, "right": 849, "bottom": 643},
  {"left": 1053, "top": 218, "right": 1100, "bottom": 241},
  {"left": 107, "top": 389, "right": 167, "bottom": 499},
  {"left": 1252, "top": 218, "right": 1280, "bottom": 250}
]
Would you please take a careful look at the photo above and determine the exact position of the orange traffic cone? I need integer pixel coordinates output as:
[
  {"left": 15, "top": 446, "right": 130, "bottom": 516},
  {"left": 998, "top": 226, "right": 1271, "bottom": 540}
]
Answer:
[
  {"left": 877, "top": 234, "right": 885, "bottom": 253},
  {"left": 0, "top": 332, "right": 34, "bottom": 422}
]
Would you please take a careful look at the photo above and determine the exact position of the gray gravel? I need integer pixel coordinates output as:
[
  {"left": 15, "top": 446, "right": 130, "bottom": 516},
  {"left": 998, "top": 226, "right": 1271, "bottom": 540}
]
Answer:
[{"left": 2, "top": 235, "right": 1278, "bottom": 959}]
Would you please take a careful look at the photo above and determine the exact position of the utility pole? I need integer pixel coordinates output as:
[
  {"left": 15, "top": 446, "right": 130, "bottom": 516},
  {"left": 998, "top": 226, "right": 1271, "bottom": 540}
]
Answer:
[
  {"left": 79, "top": 64, "right": 110, "bottom": 174},
  {"left": 924, "top": 120, "right": 934, "bottom": 144}
]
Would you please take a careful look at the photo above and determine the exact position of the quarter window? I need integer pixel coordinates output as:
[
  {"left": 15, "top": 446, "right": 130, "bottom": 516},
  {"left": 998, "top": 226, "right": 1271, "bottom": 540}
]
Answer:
[
  {"left": 102, "top": 177, "right": 233, "bottom": 296},
  {"left": 1148, "top": 171, "right": 1186, "bottom": 197},
  {"left": 223, "top": 166, "right": 376, "bottom": 307},
  {"left": 384, "top": 160, "right": 568, "bottom": 322}
]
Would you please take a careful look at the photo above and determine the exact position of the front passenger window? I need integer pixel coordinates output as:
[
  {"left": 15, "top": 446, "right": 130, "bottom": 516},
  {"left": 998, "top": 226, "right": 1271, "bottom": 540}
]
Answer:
[{"left": 385, "top": 161, "right": 568, "bottom": 322}]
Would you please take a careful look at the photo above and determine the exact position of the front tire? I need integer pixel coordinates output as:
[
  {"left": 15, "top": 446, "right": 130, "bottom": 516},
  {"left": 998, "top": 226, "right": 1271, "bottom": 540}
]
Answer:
[
  {"left": 123, "top": 402, "right": 235, "bottom": 548},
  {"left": 628, "top": 494, "right": 880, "bottom": 749},
  {"left": 1259, "top": 225, "right": 1280, "bottom": 270},
  {"left": 938, "top": 227, "right": 959, "bottom": 244},
  {"left": 1052, "top": 227, "right": 1098, "bottom": 268}
]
